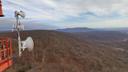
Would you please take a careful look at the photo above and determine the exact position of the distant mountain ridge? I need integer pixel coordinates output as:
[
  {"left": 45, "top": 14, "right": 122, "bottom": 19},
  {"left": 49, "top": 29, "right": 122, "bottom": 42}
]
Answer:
[
  {"left": 0, "top": 18, "right": 58, "bottom": 31},
  {"left": 100, "top": 27, "right": 128, "bottom": 33},
  {"left": 56, "top": 27, "right": 94, "bottom": 32},
  {"left": 56, "top": 27, "right": 128, "bottom": 42}
]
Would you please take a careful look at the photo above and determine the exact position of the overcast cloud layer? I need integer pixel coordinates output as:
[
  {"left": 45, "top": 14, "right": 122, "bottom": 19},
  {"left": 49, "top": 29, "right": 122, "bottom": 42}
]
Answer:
[{"left": 2, "top": 0, "right": 128, "bottom": 28}]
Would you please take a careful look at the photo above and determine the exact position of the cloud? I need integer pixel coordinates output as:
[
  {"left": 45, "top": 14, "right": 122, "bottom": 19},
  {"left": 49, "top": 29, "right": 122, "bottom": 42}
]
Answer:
[
  {"left": 84, "top": 18, "right": 128, "bottom": 28},
  {"left": 4, "top": 0, "right": 128, "bottom": 18},
  {"left": 2, "top": 0, "right": 128, "bottom": 28}
]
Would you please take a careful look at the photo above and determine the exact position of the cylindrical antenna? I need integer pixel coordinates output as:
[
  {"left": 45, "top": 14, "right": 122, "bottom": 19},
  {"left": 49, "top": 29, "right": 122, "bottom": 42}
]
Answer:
[{"left": 14, "top": 10, "right": 25, "bottom": 56}]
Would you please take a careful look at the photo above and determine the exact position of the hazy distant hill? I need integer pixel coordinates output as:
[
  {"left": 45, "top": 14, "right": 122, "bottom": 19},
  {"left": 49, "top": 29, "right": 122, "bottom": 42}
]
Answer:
[
  {"left": 73, "top": 31, "right": 128, "bottom": 41},
  {"left": 0, "top": 18, "right": 58, "bottom": 31},
  {"left": 56, "top": 27, "right": 95, "bottom": 32},
  {"left": 97, "top": 27, "right": 128, "bottom": 33},
  {"left": 57, "top": 27, "right": 128, "bottom": 41},
  {"left": 0, "top": 30, "right": 127, "bottom": 72}
]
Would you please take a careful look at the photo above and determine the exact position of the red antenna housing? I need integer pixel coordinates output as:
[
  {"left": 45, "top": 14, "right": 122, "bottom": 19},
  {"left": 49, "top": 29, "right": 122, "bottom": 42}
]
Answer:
[{"left": 0, "top": 0, "right": 3, "bottom": 17}]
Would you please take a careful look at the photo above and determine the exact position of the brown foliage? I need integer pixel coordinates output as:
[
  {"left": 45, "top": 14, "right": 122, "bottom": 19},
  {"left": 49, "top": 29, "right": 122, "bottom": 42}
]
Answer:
[{"left": 0, "top": 30, "right": 127, "bottom": 72}]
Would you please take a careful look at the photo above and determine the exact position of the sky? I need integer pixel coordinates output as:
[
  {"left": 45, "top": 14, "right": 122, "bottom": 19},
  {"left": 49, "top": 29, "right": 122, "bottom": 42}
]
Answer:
[{"left": 2, "top": 0, "right": 128, "bottom": 28}]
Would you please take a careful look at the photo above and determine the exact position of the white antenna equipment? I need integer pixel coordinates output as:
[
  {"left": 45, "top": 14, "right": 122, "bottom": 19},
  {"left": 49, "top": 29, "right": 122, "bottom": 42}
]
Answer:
[
  {"left": 21, "top": 37, "right": 34, "bottom": 51},
  {"left": 13, "top": 10, "right": 34, "bottom": 56}
]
